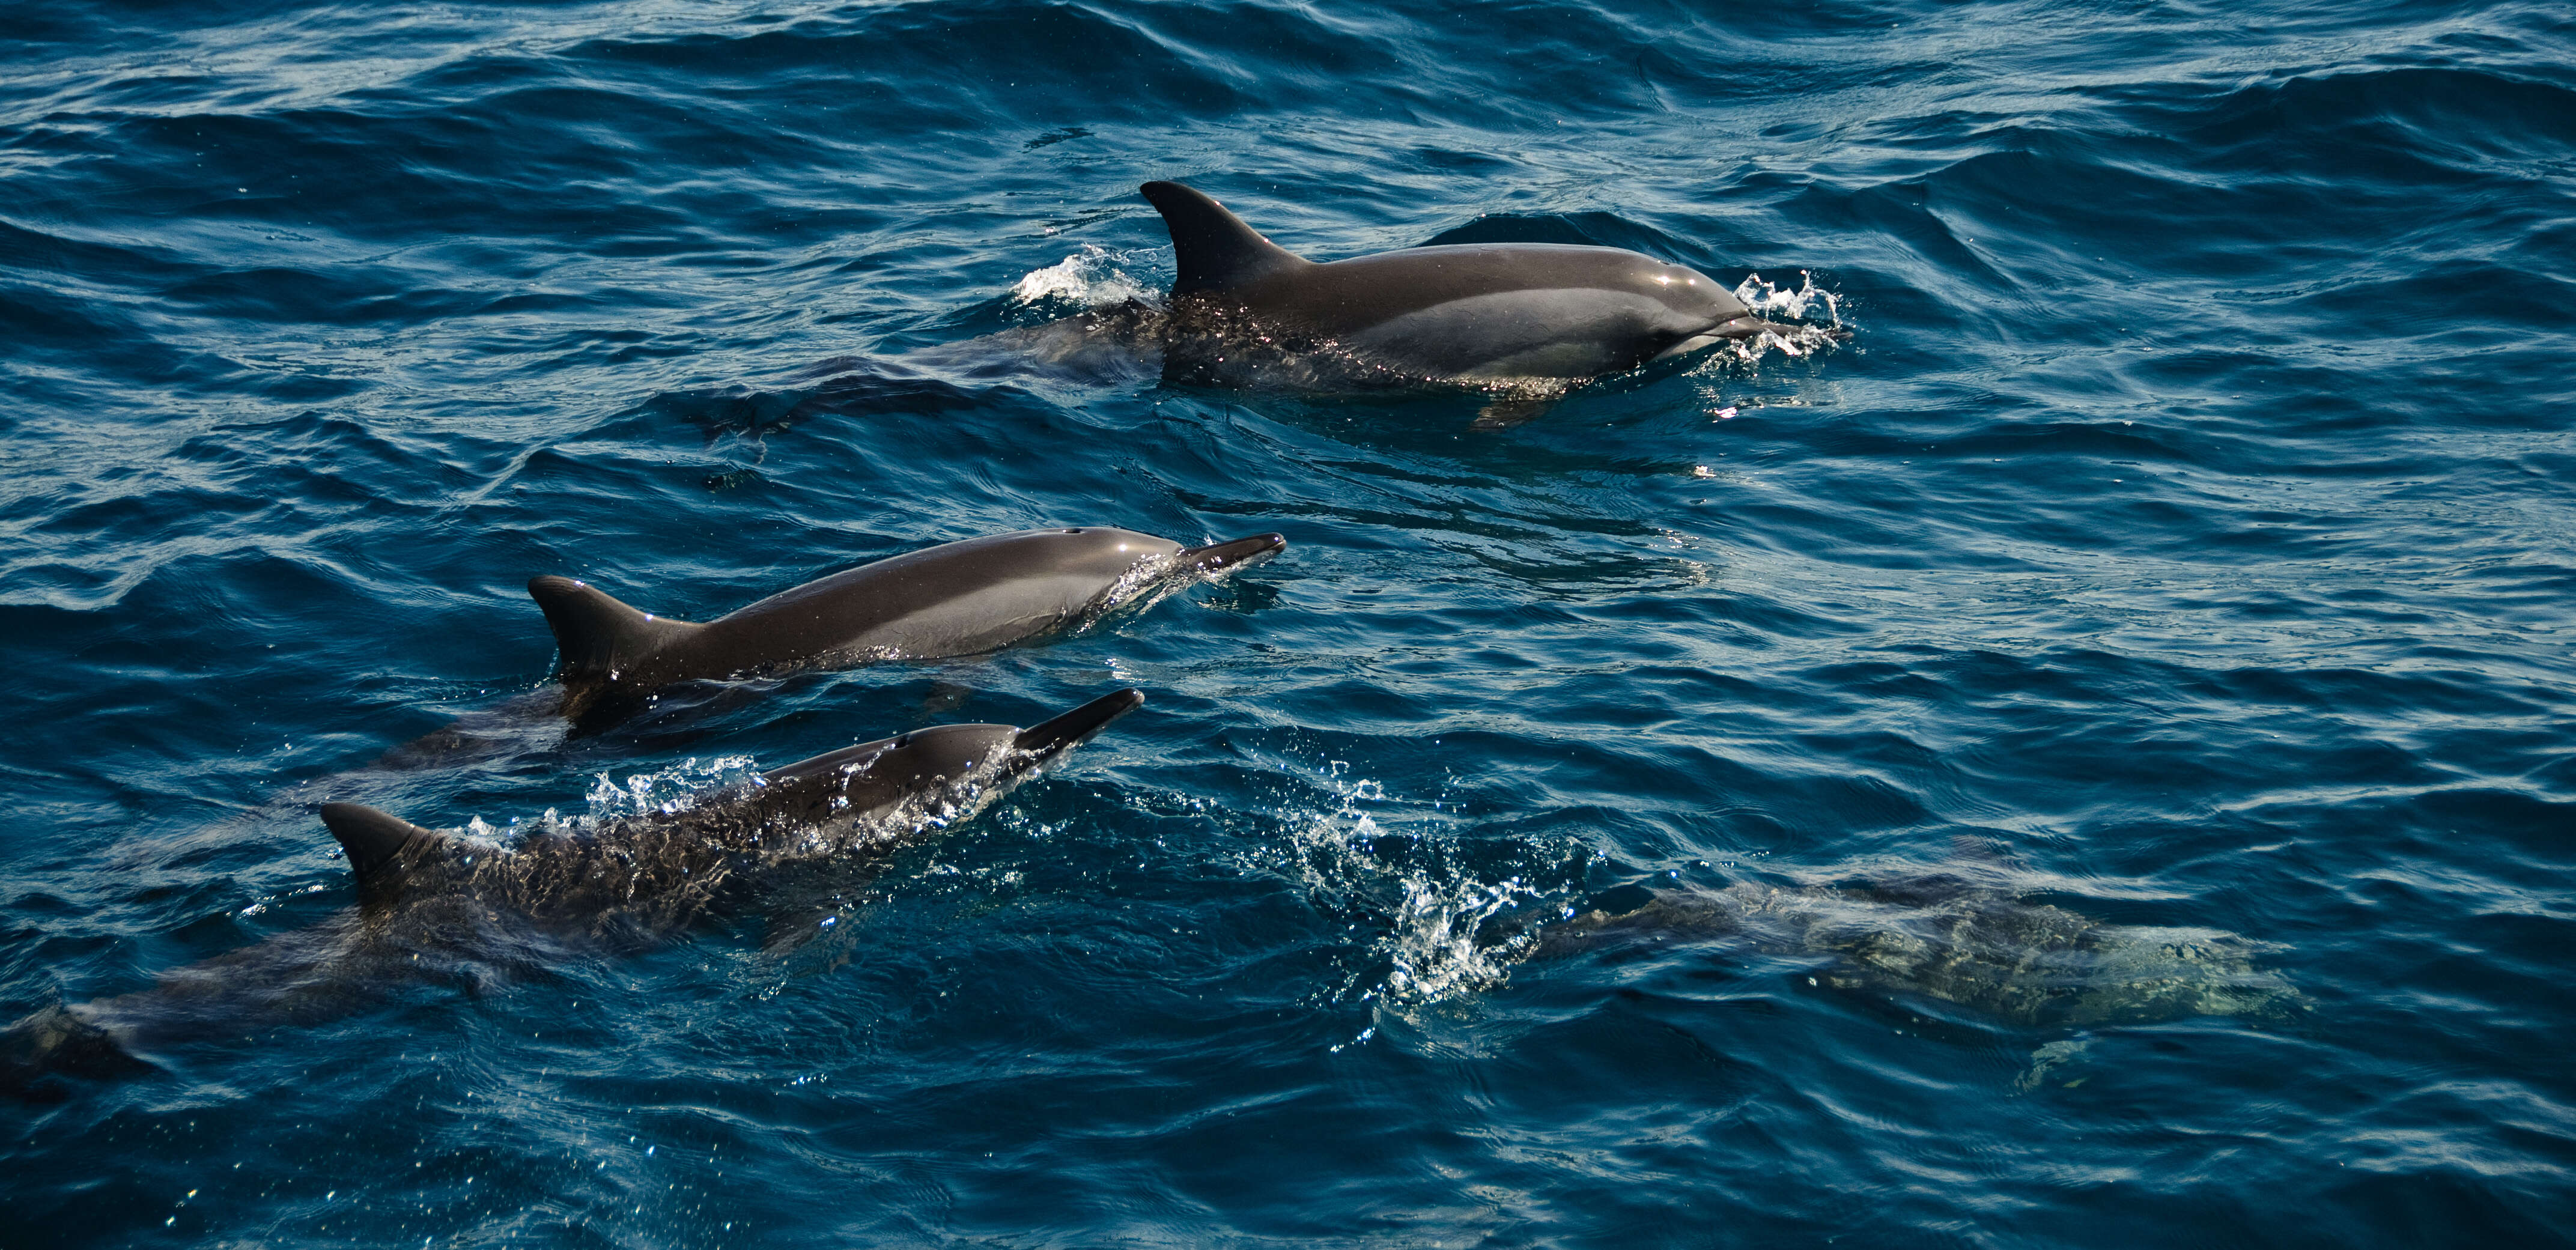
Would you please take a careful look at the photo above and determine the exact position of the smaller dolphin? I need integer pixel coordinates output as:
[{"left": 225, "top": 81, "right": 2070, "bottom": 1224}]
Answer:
[
  {"left": 1138, "top": 181, "right": 1816, "bottom": 414},
  {"left": 3, "top": 690, "right": 1145, "bottom": 1093},
  {"left": 530, "top": 526, "right": 1281, "bottom": 727}
]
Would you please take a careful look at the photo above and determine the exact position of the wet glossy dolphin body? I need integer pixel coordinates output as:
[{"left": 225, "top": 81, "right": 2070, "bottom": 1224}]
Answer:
[
  {"left": 531, "top": 526, "right": 1281, "bottom": 726},
  {"left": 1140, "top": 181, "right": 1793, "bottom": 392},
  {"left": 4, "top": 690, "right": 1146, "bottom": 1091}
]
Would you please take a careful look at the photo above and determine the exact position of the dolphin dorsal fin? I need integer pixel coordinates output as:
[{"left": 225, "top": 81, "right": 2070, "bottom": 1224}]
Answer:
[
  {"left": 318, "top": 802, "right": 441, "bottom": 885},
  {"left": 1140, "top": 181, "right": 1308, "bottom": 295},
  {"left": 526, "top": 575, "right": 697, "bottom": 684}
]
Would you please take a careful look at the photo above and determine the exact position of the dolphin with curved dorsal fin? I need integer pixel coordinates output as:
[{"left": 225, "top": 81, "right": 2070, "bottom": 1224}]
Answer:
[
  {"left": 524, "top": 526, "right": 1282, "bottom": 729},
  {"left": 1137, "top": 181, "right": 1800, "bottom": 401},
  {"left": 323, "top": 688, "right": 1143, "bottom": 918},
  {"left": 2, "top": 690, "right": 1146, "bottom": 1093}
]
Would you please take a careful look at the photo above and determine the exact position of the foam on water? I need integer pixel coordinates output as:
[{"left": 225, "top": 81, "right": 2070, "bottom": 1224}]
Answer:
[
  {"left": 1008, "top": 245, "right": 1153, "bottom": 312},
  {"left": 445, "top": 757, "right": 766, "bottom": 843},
  {"left": 583, "top": 756, "right": 767, "bottom": 822},
  {"left": 1251, "top": 765, "right": 1558, "bottom": 1009},
  {"left": 1722, "top": 270, "right": 1847, "bottom": 362},
  {"left": 1734, "top": 270, "right": 1841, "bottom": 325}
]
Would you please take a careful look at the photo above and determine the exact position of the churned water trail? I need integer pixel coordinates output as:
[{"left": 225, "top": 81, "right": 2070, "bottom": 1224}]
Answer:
[{"left": 4, "top": 0, "right": 2573, "bottom": 1244}]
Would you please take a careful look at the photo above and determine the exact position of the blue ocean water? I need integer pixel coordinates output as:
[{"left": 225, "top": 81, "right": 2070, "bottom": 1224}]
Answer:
[{"left": 3, "top": 0, "right": 2572, "bottom": 1243}]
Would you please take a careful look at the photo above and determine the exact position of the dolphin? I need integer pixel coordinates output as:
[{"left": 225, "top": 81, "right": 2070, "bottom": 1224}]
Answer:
[
  {"left": 2, "top": 690, "right": 1144, "bottom": 1093},
  {"left": 795, "top": 185, "right": 1830, "bottom": 426},
  {"left": 1137, "top": 181, "right": 1808, "bottom": 411},
  {"left": 1525, "top": 873, "right": 2303, "bottom": 1030},
  {"left": 524, "top": 526, "right": 1281, "bottom": 730}
]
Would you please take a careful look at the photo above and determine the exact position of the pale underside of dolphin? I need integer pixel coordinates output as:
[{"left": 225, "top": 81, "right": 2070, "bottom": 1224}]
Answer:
[
  {"left": 2, "top": 690, "right": 1145, "bottom": 1091},
  {"left": 505, "top": 526, "right": 1280, "bottom": 735},
  {"left": 1134, "top": 181, "right": 1814, "bottom": 419}
]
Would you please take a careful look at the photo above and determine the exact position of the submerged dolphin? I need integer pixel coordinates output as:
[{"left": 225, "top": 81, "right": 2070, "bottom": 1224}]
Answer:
[
  {"left": 1138, "top": 181, "right": 1807, "bottom": 405},
  {"left": 522, "top": 526, "right": 1278, "bottom": 731},
  {"left": 3, "top": 690, "right": 1144, "bottom": 1092},
  {"left": 1526, "top": 873, "right": 2303, "bottom": 1030}
]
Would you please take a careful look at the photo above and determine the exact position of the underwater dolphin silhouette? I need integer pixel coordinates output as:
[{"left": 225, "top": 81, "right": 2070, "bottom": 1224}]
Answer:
[
  {"left": 2, "top": 690, "right": 1146, "bottom": 1094},
  {"left": 1137, "top": 181, "right": 1805, "bottom": 413},
  {"left": 528, "top": 526, "right": 1281, "bottom": 729},
  {"left": 1527, "top": 873, "right": 2303, "bottom": 1030}
]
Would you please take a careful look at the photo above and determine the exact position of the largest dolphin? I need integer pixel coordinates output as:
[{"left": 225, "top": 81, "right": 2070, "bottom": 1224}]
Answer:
[
  {"left": 3, "top": 690, "right": 1144, "bottom": 1092},
  {"left": 1139, "top": 180, "right": 1798, "bottom": 396}
]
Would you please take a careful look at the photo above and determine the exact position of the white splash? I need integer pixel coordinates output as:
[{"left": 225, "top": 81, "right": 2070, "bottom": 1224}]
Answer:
[
  {"left": 1379, "top": 873, "right": 1539, "bottom": 1003},
  {"left": 1723, "top": 270, "right": 1846, "bottom": 362},
  {"left": 1260, "top": 766, "right": 1548, "bottom": 1007},
  {"left": 1009, "top": 245, "right": 1149, "bottom": 309},
  {"left": 582, "top": 756, "right": 766, "bottom": 822},
  {"left": 1734, "top": 269, "right": 1839, "bottom": 323}
]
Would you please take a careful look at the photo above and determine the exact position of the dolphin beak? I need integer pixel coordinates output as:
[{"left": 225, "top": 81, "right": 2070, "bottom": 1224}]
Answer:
[
  {"left": 1651, "top": 317, "right": 1803, "bottom": 362},
  {"left": 1652, "top": 333, "right": 1726, "bottom": 360},
  {"left": 1010, "top": 688, "right": 1146, "bottom": 766},
  {"left": 1710, "top": 315, "right": 1794, "bottom": 341},
  {"left": 1656, "top": 317, "right": 1847, "bottom": 360},
  {"left": 1178, "top": 532, "right": 1286, "bottom": 575}
]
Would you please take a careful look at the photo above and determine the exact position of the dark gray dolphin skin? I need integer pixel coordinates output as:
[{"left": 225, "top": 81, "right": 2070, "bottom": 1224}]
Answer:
[
  {"left": 529, "top": 526, "right": 1281, "bottom": 727},
  {"left": 1140, "top": 180, "right": 1799, "bottom": 393},
  {"left": 1, "top": 690, "right": 1144, "bottom": 1094},
  {"left": 1525, "top": 874, "right": 2302, "bottom": 1030}
]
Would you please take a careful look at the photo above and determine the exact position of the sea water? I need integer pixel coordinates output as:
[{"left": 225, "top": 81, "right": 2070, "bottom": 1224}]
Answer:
[{"left": 2, "top": 0, "right": 2571, "bottom": 1244}]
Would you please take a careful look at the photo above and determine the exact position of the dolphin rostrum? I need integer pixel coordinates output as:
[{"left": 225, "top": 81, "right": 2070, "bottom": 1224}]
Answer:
[
  {"left": 3, "top": 690, "right": 1145, "bottom": 1093},
  {"left": 1138, "top": 181, "right": 1808, "bottom": 408},
  {"left": 530, "top": 526, "right": 1281, "bottom": 727}
]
